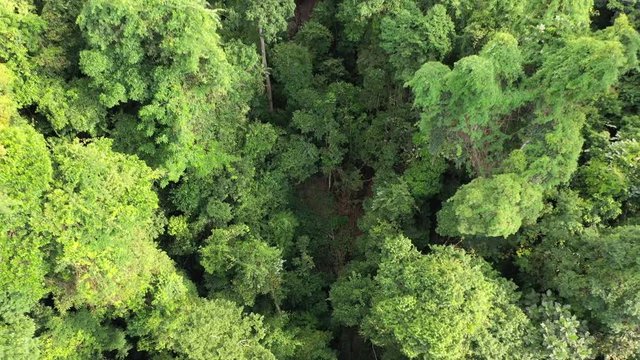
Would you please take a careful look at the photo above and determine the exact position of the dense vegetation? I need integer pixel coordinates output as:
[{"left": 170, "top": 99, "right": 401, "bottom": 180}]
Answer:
[{"left": 3, "top": 0, "right": 640, "bottom": 359}]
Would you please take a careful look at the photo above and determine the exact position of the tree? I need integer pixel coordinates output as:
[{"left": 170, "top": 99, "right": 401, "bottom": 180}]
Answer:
[
  {"left": 403, "top": 150, "right": 446, "bottom": 199},
  {"left": 358, "top": 178, "right": 416, "bottom": 231},
  {"left": 0, "top": 122, "right": 51, "bottom": 315},
  {"left": 245, "top": 0, "right": 296, "bottom": 42},
  {"left": 0, "top": 313, "right": 39, "bottom": 360},
  {"left": 409, "top": 18, "right": 639, "bottom": 237},
  {"left": 360, "top": 237, "right": 530, "bottom": 359},
  {"left": 149, "top": 298, "right": 276, "bottom": 359},
  {"left": 529, "top": 226, "right": 640, "bottom": 358},
  {"left": 524, "top": 292, "right": 594, "bottom": 360},
  {"left": 34, "top": 139, "right": 168, "bottom": 314},
  {"left": 407, "top": 34, "right": 521, "bottom": 176},
  {"left": 78, "top": 0, "right": 250, "bottom": 182},
  {"left": 0, "top": 0, "right": 43, "bottom": 108},
  {"left": 38, "top": 309, "right": 127, "bottom": 360},
  {"left": 379, "top": 3, "right": 454, "bottom": 79},
  {"left": 337, "top": 0, "right": 524, "bottom": 56},
  {"left": 0, "top": 65, "right": 17, "bottom": 125},
  {"left": 329, "top": 271, "right": 375, "bottom": 328},
  {"left": 437, "top": 174, "right": 544, "bottom": 238},
  {"left": 272, "top": 42, "right": 314, "bottom": 103},
  {"left": 200, "top": 225, "right": 284, "bottom": 307},
  {"left": 129, "top": 271, "right": 276, "bottom": 359},
  {"left": 1, "top": 0, "right": 109, "bottom": 136},
  {"left": 532, "top": 37, "right": 625, "bottom": 105},
  {"left": 517, "top": 0, "right": 593, "bottom": 59},
  {"left": 214, "top": 0, "right": 295, "bottom": 42}
]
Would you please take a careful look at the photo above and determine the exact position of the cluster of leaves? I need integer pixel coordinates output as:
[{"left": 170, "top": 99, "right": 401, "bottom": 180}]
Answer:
[{"left": 3, "top": 0, "right": 640, "bottom": 359}]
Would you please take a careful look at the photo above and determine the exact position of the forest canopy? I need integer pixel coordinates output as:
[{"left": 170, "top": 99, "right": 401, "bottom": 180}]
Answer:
[{"left": 2, "top": 0, "right": 640, "bottom": 359}]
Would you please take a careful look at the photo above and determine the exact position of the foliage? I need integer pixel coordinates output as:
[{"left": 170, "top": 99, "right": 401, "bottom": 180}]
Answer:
[
  {"left": 329, "top": 272, "right": 375, "bottom": 327},
  {"left": 38, "top": 309, "right": 128, "bottom": 360},
  {"left": 524, "top": 292, "right": 594, "bottom": 360},
  {"left": 217, "top": 0, "right": 295, "bottom": 42},
  {"left": 246, "top": 0, "right": 296, "bottom": 41},
  {"left": 78, "top": 0, "right": 252, "bottom": 183},
  {"left": 0, "top": 313, "right": 39, "bottom": 360},
  {"left": 437, "top": 174, "right": 544, "bottom": 238},
  {"left": 34, "top": 139, "right": 165, "bottom": 314},
  {"left": 3, "top": 1, "right": 640, "bottom": 359},
  {"left": 200, "top": 225, "right": 284, "bottom": 306},
  {"left": 529, "top": 226, "right": 640, "bottom": 358},
  {"left": 379, "top": 3, "right": 454, "bottom": 79},
  {"left": 130, "top": 272, "right": 276, "bottom": 360},
  {"left": 408, "top": 13, "right": 638, "bottom": 237},
  {"left": 0, "top": 122, "right": 51, "bottom": 315},
  {"left": 361, "top": 237, "right": 530, "bottom": 359}
]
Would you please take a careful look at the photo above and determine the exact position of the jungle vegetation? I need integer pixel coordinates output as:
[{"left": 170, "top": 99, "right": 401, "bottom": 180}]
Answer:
[{"left": 3, "top": 0, "right": 640, "bottom": 359}]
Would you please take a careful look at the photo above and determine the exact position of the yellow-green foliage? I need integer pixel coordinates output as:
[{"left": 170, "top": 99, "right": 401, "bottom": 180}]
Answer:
[
  {"left": 0, "top": 64, "right": 16, "bottom": 125},
  {"left": 2, "top": 1, "right": 640, "bottom": 359},
  {"left": 362, "top": 237, "right": 530, "bottom": 359},
  {"left": 437, "top": 174, "right": 544, "bottom": 238},
  {"left": 0, "top": 123, "right": 51, "bottom": 314},
  {"left": 34, "top": 139, "right": 166, "bottom": 313},
  {"left": 39, "top": 310, "right": 127, "bottom": 360},
  {"left": 130, "top": 271, "right": 276, "bottom": 359}
]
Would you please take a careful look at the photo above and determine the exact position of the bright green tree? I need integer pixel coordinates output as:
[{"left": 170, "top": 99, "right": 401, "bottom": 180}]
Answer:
[
  {"left": 129, "top": 271, "right": 276, "bottom": 359},
  {"left": 356, "top": 236, "right": 530, "bottom": 359},
  {"left": 34, "top": 139, "right": 167, "bottom": 314},
  {"left": 38, "top": 309, "right": 127, "bottom": 360},
  {"left": 529, "top": 226, "right": 640, "bottom": 358},
  {"left": 409, "top": 17, "right": 640, "bottom": 238},
  {"left": 78, "top": 0, "right": 249, "bottom": 182},
  {"left": 437, "top": 174, "right": 544, "bottom": 238},
  {"left": 524, "top": 292, "right": 594, "bottom": 360},
  {"left": 0, "top": 122, "right": 51, "bottom": 315}
]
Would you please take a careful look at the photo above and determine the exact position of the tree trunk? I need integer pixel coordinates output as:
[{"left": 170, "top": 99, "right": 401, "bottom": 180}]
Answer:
[{"left": 259, "top": 26, "right": 274, "bottom": 113}]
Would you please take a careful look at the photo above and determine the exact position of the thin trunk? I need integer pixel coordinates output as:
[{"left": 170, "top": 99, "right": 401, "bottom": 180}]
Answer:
[{"left": 259, "top": 26, "right": 274, "bottom": 113}]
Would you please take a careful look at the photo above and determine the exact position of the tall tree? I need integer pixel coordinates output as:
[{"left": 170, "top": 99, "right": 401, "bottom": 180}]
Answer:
[
  {"left": 526, "top": 226, "right": 640, "bottom": 358},
  {"left": 34, "top": 139, "right": 168, "bottom": 314}
]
